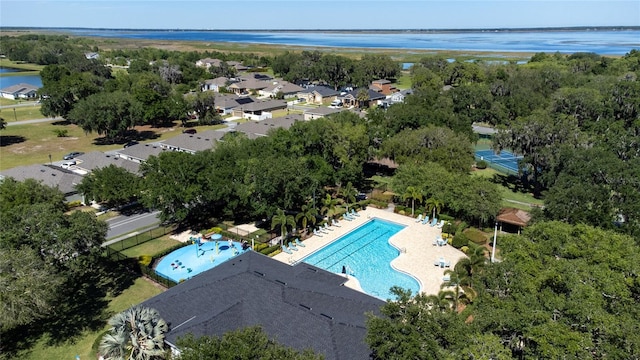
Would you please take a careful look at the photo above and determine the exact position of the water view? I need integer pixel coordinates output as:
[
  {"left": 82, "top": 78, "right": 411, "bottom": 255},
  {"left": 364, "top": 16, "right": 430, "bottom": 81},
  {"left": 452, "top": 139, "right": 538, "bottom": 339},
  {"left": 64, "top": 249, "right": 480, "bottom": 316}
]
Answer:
[
  {"left": 69, "top": 28, "right": 640, "bottom": 55},
  {"left": 0, "top": 75, "right": 42, "bottom": 89}
]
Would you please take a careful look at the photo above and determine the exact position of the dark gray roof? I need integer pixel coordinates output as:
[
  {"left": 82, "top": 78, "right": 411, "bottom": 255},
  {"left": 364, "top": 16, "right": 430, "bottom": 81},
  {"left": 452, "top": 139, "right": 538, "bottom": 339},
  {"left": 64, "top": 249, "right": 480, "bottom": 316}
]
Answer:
[
  {"left": 242, "top": 99, "right": 287, "bottom": 112},
  {"left": 75, "top": 151, "right": 141, "bottom": 175},
  {"left": 342, "top": 88, "right": 387, "bottom": 101},
  {"left": 214, "top": 93, "right": 254, "bottom": 109},
  {"left": 0, "top": 164, "right": 83, "bottom": 195},
  {"left": 141, "top": 251, "right": 383, "bottom": 360},
  {"left": 234, "top": 114, "right": 302, "bottom": 137},
  {"left": 299, "top": 85, "right": 340, "bottom": 97},
  {"left": 160, "top": 130, "right": 225, "bottom": 153},
  {"left": 304, "top": 107, "right": 343, "bottom": 116},
  {"left": 116, "top": 143, "right": 168, "bottom": 162}
]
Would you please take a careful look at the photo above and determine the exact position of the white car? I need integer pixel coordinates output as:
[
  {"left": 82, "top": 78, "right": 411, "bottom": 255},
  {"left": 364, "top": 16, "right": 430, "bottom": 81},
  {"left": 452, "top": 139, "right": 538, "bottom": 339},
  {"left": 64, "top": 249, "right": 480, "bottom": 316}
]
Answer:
[{"left": 61, "top": 160, "right": 76, "bottom": 169}]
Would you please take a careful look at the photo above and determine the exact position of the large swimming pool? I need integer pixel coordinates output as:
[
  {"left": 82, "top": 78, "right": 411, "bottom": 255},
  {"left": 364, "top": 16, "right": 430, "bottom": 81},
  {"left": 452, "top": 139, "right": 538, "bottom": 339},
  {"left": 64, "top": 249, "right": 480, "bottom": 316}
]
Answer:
[{"left": 302, "top": 218, "right": 420, "bottom": 299}]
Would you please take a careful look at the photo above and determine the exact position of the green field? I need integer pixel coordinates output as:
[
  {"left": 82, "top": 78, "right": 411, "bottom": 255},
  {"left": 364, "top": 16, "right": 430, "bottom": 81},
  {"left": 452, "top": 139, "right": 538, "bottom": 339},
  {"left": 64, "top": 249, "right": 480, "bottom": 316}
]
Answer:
[
  {"left": 0, "top": 104, "right": 45, "bottom": 122},
  {"left": 19, "top": 277, "right": 164, "bottom": 360}
]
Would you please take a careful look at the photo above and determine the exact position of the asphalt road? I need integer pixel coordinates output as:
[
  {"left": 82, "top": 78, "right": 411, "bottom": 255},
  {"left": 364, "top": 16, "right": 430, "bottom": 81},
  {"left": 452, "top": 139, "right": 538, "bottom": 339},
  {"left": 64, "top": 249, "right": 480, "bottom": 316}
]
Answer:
[
  {"left": 105, "top": 210, "right": 162, "bottom": 240},
  {"left": 6, "top": 117, "right": 63, "bottom": 126}
]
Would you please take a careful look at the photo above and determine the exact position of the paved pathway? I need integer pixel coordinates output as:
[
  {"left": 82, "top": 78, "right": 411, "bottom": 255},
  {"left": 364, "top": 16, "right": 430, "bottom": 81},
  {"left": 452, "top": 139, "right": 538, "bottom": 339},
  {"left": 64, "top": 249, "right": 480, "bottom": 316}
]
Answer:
[{"left": 6, "top": 117, "right": 63, "bottom": 126}]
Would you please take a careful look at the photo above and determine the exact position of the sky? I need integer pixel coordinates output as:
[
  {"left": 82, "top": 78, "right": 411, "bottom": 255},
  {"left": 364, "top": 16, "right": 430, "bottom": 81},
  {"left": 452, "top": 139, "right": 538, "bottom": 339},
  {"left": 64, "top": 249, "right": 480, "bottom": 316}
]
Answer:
[{"left": 1, "top": 0, "right": 639, "bottom": 30}]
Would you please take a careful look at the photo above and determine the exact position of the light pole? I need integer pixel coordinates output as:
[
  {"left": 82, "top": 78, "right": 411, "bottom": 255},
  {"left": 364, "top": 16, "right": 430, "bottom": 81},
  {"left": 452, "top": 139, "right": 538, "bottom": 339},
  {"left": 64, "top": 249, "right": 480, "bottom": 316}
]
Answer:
[
  {"left": 491, "top": 221, "right": 498, "bottom": 263},
  {"left": 13, "top": 108, "right": 17, "bottom": 122}
]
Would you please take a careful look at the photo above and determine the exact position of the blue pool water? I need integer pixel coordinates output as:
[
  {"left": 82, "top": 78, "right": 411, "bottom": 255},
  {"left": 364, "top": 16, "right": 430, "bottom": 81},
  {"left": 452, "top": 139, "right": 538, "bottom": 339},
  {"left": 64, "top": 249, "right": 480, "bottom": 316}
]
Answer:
[
  {"left": 302, "top": 218, "right": 420, "bottom": 300},
  {"left": 155, "top": 240, "right": 247, "bottom": 283}
]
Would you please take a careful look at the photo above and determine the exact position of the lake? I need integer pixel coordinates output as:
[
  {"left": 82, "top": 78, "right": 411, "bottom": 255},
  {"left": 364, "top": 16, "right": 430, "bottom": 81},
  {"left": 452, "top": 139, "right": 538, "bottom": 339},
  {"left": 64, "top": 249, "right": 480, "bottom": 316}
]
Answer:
[
  {"left": 68, "top": 29, "right": 640, "bottom": 55},
  {"left": 0, "top": 75, "right": 42, "bottom": 89}
]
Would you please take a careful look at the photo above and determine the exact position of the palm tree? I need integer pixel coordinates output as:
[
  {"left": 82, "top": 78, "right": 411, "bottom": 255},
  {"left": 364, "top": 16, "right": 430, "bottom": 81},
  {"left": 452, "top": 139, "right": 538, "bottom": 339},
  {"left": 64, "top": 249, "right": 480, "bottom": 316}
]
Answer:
[
  {"left": 99, "top": 305, "right": 168, "bottom": 360},
  {"left": 402, "top": 186, "right": 423, "bottom": 217},
  {"left": 425, "top": 197, "right": 444, "bottom": 220},
  {"left": 427, "top": 291, "right": 455, "bottom": 312},
  {"left": 356, "top": 88, "right": 370, "bottom": 108},
  {"left": 320, "top": 194, "right": 340, "bottom": 219},
  {"left": 340, "top": 182, "right": 357, "bottom": 214},
  {"left": 441, "top": 264, "right": 477, "bottom": 312},
  {"left": 271, "top": 208, "right": 295, "bottom": 247},
  {"left": 295, "top": 203, "right": 318, "bottom": 235}
]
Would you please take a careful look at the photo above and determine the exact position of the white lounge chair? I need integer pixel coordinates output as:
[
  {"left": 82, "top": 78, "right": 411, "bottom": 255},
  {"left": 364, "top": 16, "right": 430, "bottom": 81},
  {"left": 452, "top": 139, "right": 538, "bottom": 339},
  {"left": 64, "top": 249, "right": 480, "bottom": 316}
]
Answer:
[
  {"left": 294, "top": 238, "right": 305, "bottom": 247},
  {"left": 332, "top": 218, "right": 341, "bottom": 227},
  {"left": 421, "top": 216, "right": 430, "bottom": 225},
  {"left": 350, "top": 209, "right": 360, "bottom": 217},
  {"left": 436, "top": 220, "right": 446, "bottom": 228},
  {"left": 324, "top": 223, "right": 334, "bottom": 231},
  {"left": 288, "top": 243, "right": 298, "bottom": 251},
  {"left": 313, "top": 229, "right": 323, "bottom": 237},
  {"left": 343, "top": 213, "right": 353, "bottom": 221},
  {"left": 443, "top": 275, "right": 451, "bottom": 282},
  {"left": 429, "top": 218, "right": 438, "bottom": 227},
  {"left": 281, "top": 245, "right": 292, "bottom": 254},
  {"left": 415, "top": 214, "right": 423, "bottom": 223}
]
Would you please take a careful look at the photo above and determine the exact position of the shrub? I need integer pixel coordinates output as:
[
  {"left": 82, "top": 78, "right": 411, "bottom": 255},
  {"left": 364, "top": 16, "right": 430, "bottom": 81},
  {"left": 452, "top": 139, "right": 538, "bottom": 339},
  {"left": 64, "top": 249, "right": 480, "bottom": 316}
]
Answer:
[
  {"left": 452, "top": 233, "right": 469, "bottom": 249},
  {"left": 260, "top": 244, "right": 280, "bottom": 256},
  {"left": 53, "top": 129, "right": 68, "bottom": 137},
  {"left": 439, "top": 214, "right": 454, "bottom": 221},
  {"left": 460, "top": 246, "right": 469, "bottom": 254},
  {"left": 138, "top": 255, "right": 153, "bottom": 267},
  {"left": 254, "top": 242, "right": 269, "bottom": 252},
  {"left": 464, "top": 228, "right": 488, "bottom": 245},
  {"left": 66, "top": 200, "right": 83, "bottom": 210},
  {"left": 442, "top": 222, "right": 456, "bottom": 234},
  {"left": 476, "top": 160, "right": 488, "bottom": 169},
  {"left": 456, "top": 221, "right": 469, "bottom": 234}
]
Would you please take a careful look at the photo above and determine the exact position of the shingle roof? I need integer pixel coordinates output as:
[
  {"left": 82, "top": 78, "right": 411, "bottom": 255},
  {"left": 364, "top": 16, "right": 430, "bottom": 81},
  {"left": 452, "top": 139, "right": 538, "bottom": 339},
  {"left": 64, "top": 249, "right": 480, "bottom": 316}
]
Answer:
[
  {"left": 304, "top": 107, "right": 343, "bottom": 116},
  {"left": 234, "top": 114, "right": 302, "bottom": 137},
  {"left": 203, "top": 77, "right": 229, "bottom": 86},
  {"left": 141, "top": 251, "right": 383, "bottom": 360},
  {"left": 497, "top": 208, "right": 532, "bottom": 227},
  {"left": 74, "top": 151, "right": 141, "bottom": 175},
  {"left": 0, "top": 164, "right": 83, "bottom": 195},
  {"left": 263, "top": 81, "right": 305, "bottom": 95},
  {"left": 0, "top": 83, "right": 40, "bottom": 94},
  {"left": 241, "top": 99, "right": 287, "bottom": 112},
  {"left": 160, "top": 130, "right": 225, "bottom": 153},
  {"left": 116, "top": 143, "right": 167, "bottom": 162},
  {"left": 299, "top": 85, "right": 340, "bottom": 97}
]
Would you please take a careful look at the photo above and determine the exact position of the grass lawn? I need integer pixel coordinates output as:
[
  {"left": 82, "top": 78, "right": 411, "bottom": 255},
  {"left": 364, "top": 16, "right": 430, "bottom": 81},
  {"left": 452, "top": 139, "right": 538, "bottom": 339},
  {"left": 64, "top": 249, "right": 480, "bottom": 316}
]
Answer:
[
  {"left": 396, "top": 72, "right": 412, "bottom": 89},
  {"left": 0, "top": 59, "right": 44, "bottom": 71},
  {"left": 0, "top": 103, "right": 45, "bottom": 122},
  {"left": 120, "top": 235, "right": 182, "bottom": 258},
  {"left": 471, "top": 168, "right": 544, "bottom": 209},
  {"left": 19, "top": 277, "right": 164, "bottom": 360},
  {"left": 0, "top": 121, "right": 208, "bottom": 171}
]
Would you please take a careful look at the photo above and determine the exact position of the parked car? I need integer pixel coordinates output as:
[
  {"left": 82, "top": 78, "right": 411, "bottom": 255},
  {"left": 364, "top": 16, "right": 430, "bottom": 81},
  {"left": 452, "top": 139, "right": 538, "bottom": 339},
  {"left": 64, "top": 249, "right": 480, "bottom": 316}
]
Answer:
[
  {"left": 330, "top": 100, "right": 343, "bottom": 108},
  {"left": 183, "top": 128, "right": 197, "bottom": 134},
  {"left": 356, "top": 193, "right": 368, "bottom": 201},
  {"left": 63, "top": 151, "right": 84, "bottom": 160},
  {"left": 61, "top": 160, "right": 76, "bottom": 169}
]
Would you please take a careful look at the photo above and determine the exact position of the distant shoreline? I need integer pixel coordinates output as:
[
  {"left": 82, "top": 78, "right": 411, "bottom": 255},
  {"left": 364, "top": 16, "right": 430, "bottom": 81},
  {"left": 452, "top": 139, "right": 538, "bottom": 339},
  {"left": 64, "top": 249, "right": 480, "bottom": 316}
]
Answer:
[{"left": 2, "top": 26, "right": 640, "bottom": 34}]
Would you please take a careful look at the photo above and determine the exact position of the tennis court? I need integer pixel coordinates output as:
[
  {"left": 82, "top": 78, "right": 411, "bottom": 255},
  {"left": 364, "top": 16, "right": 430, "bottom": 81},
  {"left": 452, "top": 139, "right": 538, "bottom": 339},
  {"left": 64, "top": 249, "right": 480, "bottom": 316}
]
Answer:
[{"left": 475, "top": 149, "right": 522, "bottom": 173}]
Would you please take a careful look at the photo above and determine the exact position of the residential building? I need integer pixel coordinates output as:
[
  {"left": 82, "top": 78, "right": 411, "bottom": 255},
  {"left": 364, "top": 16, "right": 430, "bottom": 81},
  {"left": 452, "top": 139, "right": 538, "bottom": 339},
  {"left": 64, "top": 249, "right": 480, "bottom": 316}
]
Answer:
[
  {"left": 233, "top": 114, "right": 302, "bottom": 138},
  {"left": 201, "top": 77, "right": 231, "bottom": 92},
  {"left": 259, "top": 80, "right": 304, "bottom": 98},
  {"left": 195, "top": 58, "right": 223, "bottom": 68},
  {"left": 159, "top": 129, "right": 226, "bottom": 154},
  {"left": 0, "top": 83, "right": 39, "bottom": 100},
  {"left": 73, "top": 151, "right": 141, "bottom": 175},
  {"left": 297, "top": 86, "right": 341, "bottom": 104},
  {"left": 116, "top": 143, "right": 168, "bottom": 163},
  {"left": 228, "top": 78, "right": 271, "bottom": 96},
  {"left": 303, "top": 106, "right": 343, "bottom": 120},
  {"left": 238, "top": 99, "right": 287, "bottom": 121},
  {"left": 369, "top": 79, "right": 398, "bottom": 95},
  {"left": 0, "top": 164, "right": 84, "bottom": 202},
  {"left": 214, "top": 94, "right": 255, "bottom": 115},
  {"left": 140, "top": 251, "right": 384, "bottom": 360},
  {"left": 338, "top": 89, "right": 386, "bottom": 108}
]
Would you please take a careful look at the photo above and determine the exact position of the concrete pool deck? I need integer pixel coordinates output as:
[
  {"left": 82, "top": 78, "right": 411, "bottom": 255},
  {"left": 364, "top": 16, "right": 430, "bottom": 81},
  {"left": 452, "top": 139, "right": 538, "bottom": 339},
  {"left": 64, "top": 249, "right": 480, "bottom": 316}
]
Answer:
[{"left": 272, "top": 207, "right": 467, "bottom": 297}]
